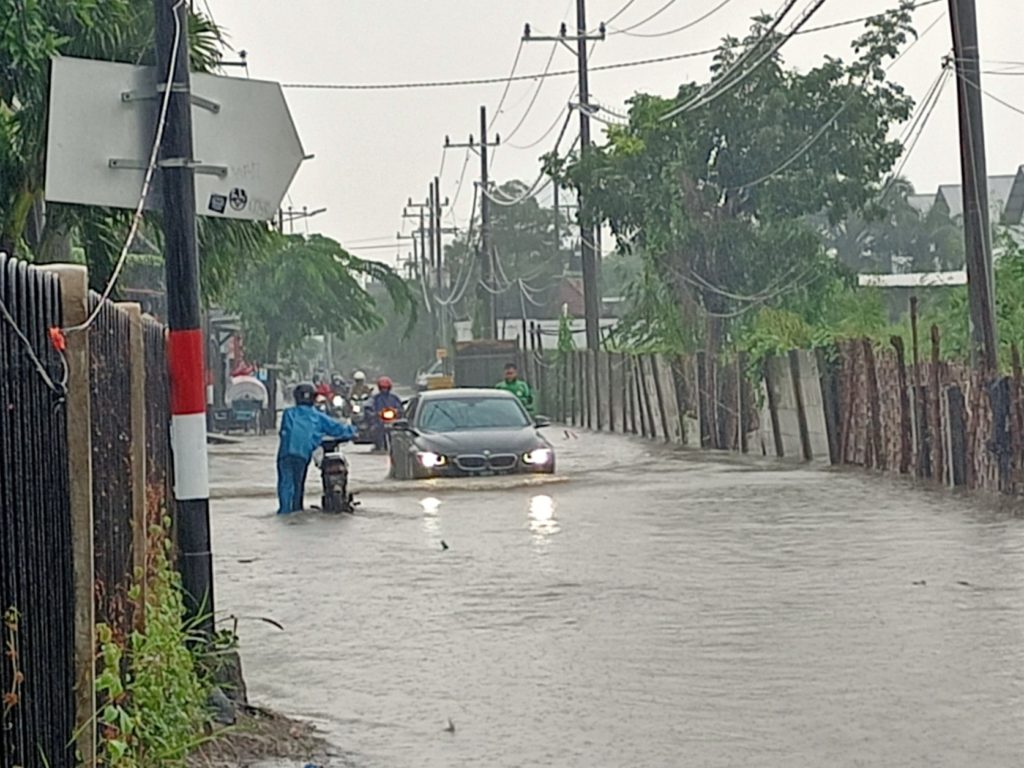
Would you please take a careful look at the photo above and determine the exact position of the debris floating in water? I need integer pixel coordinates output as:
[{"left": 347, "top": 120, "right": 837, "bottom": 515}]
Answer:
[
  {"left": 441, "top": 540, "right": 449, "bottom": 550},
  {"left": 444, "top": 717, "right": 456, "bottom": 733}
]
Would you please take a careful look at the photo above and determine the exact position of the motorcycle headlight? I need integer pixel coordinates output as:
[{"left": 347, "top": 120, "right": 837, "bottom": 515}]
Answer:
[
  {"left": 523, "top": 448, "right": 553, "bottom": 465},
  {"left": 332, "top": 395, "right": 343, "bottom": 406},
  {"left": 352, "top": 405, "right": 362, "bottom": 414},
  {"left": 417, "top": 451, "right": 447, "bottom": 469}
]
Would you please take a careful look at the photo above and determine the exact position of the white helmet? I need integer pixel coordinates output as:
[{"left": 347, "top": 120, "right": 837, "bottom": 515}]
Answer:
[{"left": 354, "top": 370, "right": 366, "bottom": 381}]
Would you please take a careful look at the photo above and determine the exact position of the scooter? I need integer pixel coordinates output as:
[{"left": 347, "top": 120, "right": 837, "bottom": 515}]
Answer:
[
  {"left": 314, "top": 436, "right": 357, "bottom": 513},
  {"left": 350, "top": 393, "right": 375, "bottom": 444}
]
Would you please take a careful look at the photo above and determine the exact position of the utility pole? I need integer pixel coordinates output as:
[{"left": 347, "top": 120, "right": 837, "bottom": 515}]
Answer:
[
  {"left": 404, "top": 197, "right": 431, "bottom": 278},
  {"left": 523, "top": 10, "right": 605, "bottom": 349},
  {"left": 553, "top": 176, "right": 560, "bottom": 268},
  {"left": 445, "top": 109, "right": 501, "bottom": 338},
  {"left": 153, "top": 0, "right": 212, "bottom": 634},
  {"left": 948, "top": 0, "right": 997, "bottom": 371}
]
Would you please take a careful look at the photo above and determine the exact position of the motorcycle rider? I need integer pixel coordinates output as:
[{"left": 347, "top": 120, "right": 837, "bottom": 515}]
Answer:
[
  {"left": 331, "top": 373, "right": 350, "bottom": 398},
  {"left": 495, "top": 361, "right": 535, "bottom": 415},
  {"left": 350, "top": 370, "right": 373, "bottom": 399},
  {"left": 369, "top": 375, "right": 403, "bottom": 452},
  {"left": 277, "top": 383, "right": 355, "bottom": 515}
]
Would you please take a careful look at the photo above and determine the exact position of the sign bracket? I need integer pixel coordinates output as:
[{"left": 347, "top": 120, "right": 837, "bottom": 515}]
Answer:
[
  {"left": 109, "top": 157, "right": 229, "bottom": 178},
  {"left": 121, "top": 84, "right": 221, "bottom": 114}
]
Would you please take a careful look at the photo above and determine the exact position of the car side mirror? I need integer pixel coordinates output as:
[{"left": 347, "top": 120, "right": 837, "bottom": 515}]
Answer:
[
  {"left": 533, "top": 415, "right": 551, "bottom": 429},
  {"left": 392, "top": 419, "right": 414, "bottom": 433}
]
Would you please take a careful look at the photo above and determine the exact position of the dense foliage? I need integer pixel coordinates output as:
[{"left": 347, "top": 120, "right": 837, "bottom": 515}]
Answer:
[
  {"left": 553, "top": 4, "right": 919, "bottom": 354},
  {"left": 220, "top": 233, "right": 415, "bottom": 366}
]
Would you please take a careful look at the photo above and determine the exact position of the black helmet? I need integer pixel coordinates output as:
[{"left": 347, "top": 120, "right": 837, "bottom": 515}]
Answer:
[{"left": 293, "top": 383, "right": 316, "bottom": 405}]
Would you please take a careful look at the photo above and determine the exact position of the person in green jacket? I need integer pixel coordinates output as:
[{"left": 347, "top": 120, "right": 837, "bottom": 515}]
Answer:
[{"left": 495, "top": 362, "right": 535, "bottom": 415}]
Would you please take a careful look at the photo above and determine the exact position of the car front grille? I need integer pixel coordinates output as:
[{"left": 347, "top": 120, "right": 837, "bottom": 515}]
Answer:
[{"left": 454, "top": 454, "right": 519, "bottom": 472}]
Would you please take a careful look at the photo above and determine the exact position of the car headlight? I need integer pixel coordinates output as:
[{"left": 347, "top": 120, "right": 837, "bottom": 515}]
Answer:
[
  {"left": 523, "top": 448, "right": 553, "bottom": 465},
  {"left": 417, "top": 451, "right": 447, "bottom": 469}
]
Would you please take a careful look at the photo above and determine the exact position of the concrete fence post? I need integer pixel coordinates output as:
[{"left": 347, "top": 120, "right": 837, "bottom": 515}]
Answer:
[
  {"left": 945, "top": 384, "right": 968, "bottom": 487},
  {"left": 651, "top": 355, "right": 672, "bottom": 443},
  {"left": 42, "top": 265, "right": 96, "bottom": 766},
  {"left": 788, "top": 349, "right": 813, "bottom": 461},
  {"left": 763, "top": 357, "right": 785, "bottom": 458},
  {"left": 117, "top": 302, "right": 148, "bottom": 624}
]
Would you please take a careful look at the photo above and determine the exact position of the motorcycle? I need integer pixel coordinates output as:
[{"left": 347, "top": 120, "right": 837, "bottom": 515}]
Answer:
[
  {"left": 372, "top": 405, "right": 400, "bottom": 452},
  {"left": 314, "top": 436, "right": 357, "bottom": 513},
  {"left": 350, "top": 393, "right": 375, "bottom": 444}
]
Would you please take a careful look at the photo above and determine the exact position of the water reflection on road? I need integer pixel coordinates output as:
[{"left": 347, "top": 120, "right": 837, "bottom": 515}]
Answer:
[{"left": 210, "top": 431, "right": 1024, "bottom": 767}]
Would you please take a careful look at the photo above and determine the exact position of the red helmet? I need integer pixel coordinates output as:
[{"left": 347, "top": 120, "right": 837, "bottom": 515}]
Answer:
[{"left": 377, "top": 376, "right": 393, "bottom": 391}]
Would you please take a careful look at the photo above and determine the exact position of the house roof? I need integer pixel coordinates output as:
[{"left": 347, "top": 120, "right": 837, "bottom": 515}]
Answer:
[
  {"left": 934, "top": 174, "right": 1018, "bottom": 220},
  {"left": 907, "top": 193, "right": 934, "bottom": 215},
  {"left": 1004, "top": 166, "right": 1024, "bottom": 225}
]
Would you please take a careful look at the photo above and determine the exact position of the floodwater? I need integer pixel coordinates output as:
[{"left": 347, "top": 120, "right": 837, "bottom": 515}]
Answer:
[{"left": 210, "top": 430, "right": 1024, "bottom": 767}]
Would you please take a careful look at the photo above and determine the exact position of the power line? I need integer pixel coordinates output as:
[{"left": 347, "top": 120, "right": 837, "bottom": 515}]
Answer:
[
  {"left": 608, "top": 0, "right": 679, "bottom": 35},
  {"left": 496, "top": 42, "right": 560, "bottom": 144},
  {"left": 488, "top": 38, "right": 526, "bottom": 131},
  {"left": 612, "top": 0, "right": 738, "bottom": 38},
  {"left": 604, "top": 0, "right": 641, "bottom": 26},
  {"left": 282, "top": 1, "right": 943, "bottom": 92},
  {"left": 955, "top": 71, "right": 1024, "bottom": 119},
  {"left": 661, "top": 0, "right": 827, "bottom": 121}
]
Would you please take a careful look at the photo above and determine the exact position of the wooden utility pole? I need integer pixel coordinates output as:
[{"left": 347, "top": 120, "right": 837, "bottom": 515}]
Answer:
[{"left": 948, "top": 0, "right": 998, "bottom": 371}]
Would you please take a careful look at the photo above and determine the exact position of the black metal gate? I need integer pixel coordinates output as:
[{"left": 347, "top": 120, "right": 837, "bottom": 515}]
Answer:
[{"left": 0, "top": 255, "right": 75, "bottom": 768}]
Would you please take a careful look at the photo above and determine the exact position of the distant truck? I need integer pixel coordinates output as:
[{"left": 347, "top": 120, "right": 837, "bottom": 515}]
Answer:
[{"left": 453, "top": 340, "right": 521, "bottom": 389}]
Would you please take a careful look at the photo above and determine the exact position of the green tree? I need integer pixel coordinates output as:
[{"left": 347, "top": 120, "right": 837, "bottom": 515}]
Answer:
[
  {"left": 220, "top": 233, "right": 415, "bottom": 367},
  {"left": 0, "top": 0, "right": 271, "bottom": 301},
  {"left": 554, "top": 4, "right": 917, "bottom": 353}
]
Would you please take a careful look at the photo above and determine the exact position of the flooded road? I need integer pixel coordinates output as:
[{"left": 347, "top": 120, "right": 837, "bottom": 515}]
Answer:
[{"left": 210, "top": 431, "right": 1024, "bottom": 767}]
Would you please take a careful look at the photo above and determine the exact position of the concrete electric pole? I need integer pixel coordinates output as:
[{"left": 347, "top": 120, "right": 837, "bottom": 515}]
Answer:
[
  {"left": 523, "top": 7, "right": 605, "bottom": 351},
  {"left": 445, "top": 107, "right": 501, "bottom": 339},
  {"left": 948, "top": 0, "right": 998, "bottom": 371}
]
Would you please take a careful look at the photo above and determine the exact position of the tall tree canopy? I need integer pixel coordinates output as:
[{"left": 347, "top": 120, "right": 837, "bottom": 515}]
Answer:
[
  {"left": 555, "top": 3, "right": 919, "bottom": 351},
  {"left": 221, "top": 233, "right": 415, "bottom": 366}
]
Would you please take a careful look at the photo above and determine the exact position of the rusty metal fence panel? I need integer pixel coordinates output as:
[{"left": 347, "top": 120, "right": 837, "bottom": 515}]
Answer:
[
  {"left": 88, "top": 296, "right": 135, "bottom": 643},
  {"left": 144, "top": 317, "right": 175, "bottom": 549},
  {"left": 0, "top": 255, "right": 75, "bottom": 768}
]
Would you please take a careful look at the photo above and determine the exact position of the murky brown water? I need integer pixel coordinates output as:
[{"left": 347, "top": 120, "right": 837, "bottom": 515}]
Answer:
[{"left": 210, "top": 431, "right": 1024, "bottom": 767}]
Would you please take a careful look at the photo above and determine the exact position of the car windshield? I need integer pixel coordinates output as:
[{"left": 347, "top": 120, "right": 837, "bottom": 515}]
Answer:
[{"left": 418, "top": 397, "right": 530, "bottom": 432}]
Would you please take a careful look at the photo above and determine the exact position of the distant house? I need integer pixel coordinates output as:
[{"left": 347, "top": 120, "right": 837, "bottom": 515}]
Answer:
[
  {"left": 1004, "top": 166, "right": 1024, "bottom": 227},
  {"left": 932, "top": 172, "right": 1019, "bottom": 223}
]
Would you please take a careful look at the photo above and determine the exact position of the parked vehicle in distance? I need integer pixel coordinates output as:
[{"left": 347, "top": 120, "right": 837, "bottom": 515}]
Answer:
[
  {"left": 415, "top": 359, "right": 446, "bottom": 391},
  {"left": 389, "top": 389, "right": 554, "bottom": 480}
]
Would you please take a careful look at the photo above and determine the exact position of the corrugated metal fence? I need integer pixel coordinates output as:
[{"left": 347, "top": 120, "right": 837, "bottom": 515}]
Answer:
[
  {"left": 89, "top": 296, "right": 137, "bottom": 643},
  {"left": 0, "top": 255, "right": 75, "bottom": 768},
  {"left": 0, "top": 254, "right": 178, "bottom": 767}
]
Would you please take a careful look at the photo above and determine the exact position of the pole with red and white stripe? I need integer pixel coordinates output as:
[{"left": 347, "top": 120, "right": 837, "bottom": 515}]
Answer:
[{"left": 155, "top": 0, "right": 214, "bottom": 634}]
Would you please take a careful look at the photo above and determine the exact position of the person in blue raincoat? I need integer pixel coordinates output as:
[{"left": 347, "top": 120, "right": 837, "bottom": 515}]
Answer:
[{"left": 277, "top": 383, "right": 355, "bottom": 514}]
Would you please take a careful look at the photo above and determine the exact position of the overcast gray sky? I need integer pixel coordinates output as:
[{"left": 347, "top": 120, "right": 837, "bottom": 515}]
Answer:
[{"left": 206, "top": 0, "right": 1022, "bottom": 265}]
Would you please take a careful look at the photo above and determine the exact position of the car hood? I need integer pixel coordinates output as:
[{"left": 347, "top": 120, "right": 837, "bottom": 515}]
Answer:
[{"left": 414, "top": 427, "right": 548, "bottom": 455}]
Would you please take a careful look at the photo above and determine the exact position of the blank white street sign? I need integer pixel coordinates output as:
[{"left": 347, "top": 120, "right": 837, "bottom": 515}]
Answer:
[{"left": 45, "top": 57, "right": 307, "bottom": 221}]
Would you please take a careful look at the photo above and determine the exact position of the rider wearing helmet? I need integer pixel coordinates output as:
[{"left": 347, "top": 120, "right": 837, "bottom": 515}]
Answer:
[
  {"left": 349, "top": 370, "right": 373, "bottom": 399},
  {"left": 369, "top": 376, "right": 404, "bottom": 452},
  {"left": 277, "top": 382, "right": 354, "bottom": 514}
]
